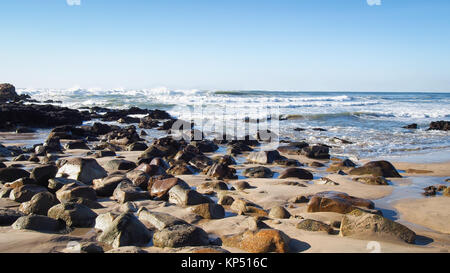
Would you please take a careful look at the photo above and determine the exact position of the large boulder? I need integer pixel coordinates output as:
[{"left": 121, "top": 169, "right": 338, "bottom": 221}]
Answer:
[
  {"left": 19, "top": 191, "right": 59, "bottom": 215},
  {"left": 93, "top": 174, "right": 130, "bottom": 197},
  {"left": 112, "top": 181, "right": 150, "bottom": 204},
  {"left": 48, "top": 177, "right": 84, "bottom": 192},
  {"left": 9, "top": 184, "right": 48, "bottom": 203},
  {"left": 168, "top": 185, "right": 212, "bottom": 207},
  {"left": 307, "top": 191, "right": 375, "bottom": 214},
  {"left": 125, "top": 170, "right": 151, "bottom": 190},
  {"left": 150, "top": 177, "right": 190, "bottom": 199},
  {"left": 268, "top": 206, "right": 291, "bottom": 219},
  {"left": 30, "top": 164, "right": 58, "bottom": 187},
  {"left": 56, "top": 182, "right": 97, "bottom": 203},
  {"left": 167, "top": 163, "right": 196, "bottom": 175},
  {"left": 340, "top": 209, "right": 416, "bottom": 244},
  {"left": 247, "top": 150, "right": 285, "bottom": 164},
  {"left": 242, "top": 166, "right": 273, "bottom": 178},
  {"left": 0, "top": 168, "right": 30, "bottom": 183},
  {"left": 12, "top": 215, "right": 65, "bottom": 232},
  {"left": 152, "top": 224, "right": 209, "bottom": 248},
  {"left": 98, "top": 213, "right": 152, "bottom": 248},
  {"left": 56, "top": 157, "right": 107, "bottom": 184},
  {"left": 221, "top": 229, "right": 290, "bottom": 253},
  {"left": 349, "top": 161, "right": 401, "bottom": 178},
  {"left": 137, "top": 208, "right": 187, "bottom": 230},
  {"left": 278, "top": 168, "right": 313, "bottom": 179},
  {"left": 48, "top": 202, "right": 97, "bottom": 227},
  {"left": 297, "top": 219, "right": 333, "bottom": 234}
]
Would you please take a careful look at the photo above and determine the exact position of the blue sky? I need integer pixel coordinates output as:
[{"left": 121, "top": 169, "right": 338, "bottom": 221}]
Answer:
[{"left": 1, "top": 0, "right": 449, "bottom": 91}]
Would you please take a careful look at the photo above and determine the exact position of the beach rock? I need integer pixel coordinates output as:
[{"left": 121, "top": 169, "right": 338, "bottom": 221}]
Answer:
[
  {"left": 137, "top": 208, "right": 187, "bottom": 230},
  {"left": 168, "top": 185, "right": 212, "bottom": 207},
  {"left": 0, "top": 168, "right": 30, "bottom": 183},
  {"left": 19, "top": 191, "right": 59, "bottom": 215},
  {"left": 214, "top": 155, "right": 236, "bottom": 166},
  {"left": 443, "top": 187, "right": 450, "bottom": 197},
  {"left": 48, "top": 202, "right": 97, "bottom": 228},
  {"left": 106, "top": 246, "right": 147, "bottom": 253},
  {"left": 56, "top": 183, "right": 97, "bottom": 203},
  {"left": 197, "top": 181, "right": 228, "bottom": 194},
  {"left": 234, "top": 181, "right": 251, "bottom": 190},
  {"left": 300, "top": 145, "right": 330, "bottom": 159},
  {"left": 125, "top": 170, "right": 150, "bottom": 190},
  {"left": 268, "top": 206, "right": 291, "bottom": 219},
  {"left": 30, "top": 164, "right": 58, "bottom": 187},
  {"left": 230, "top": 198, "right": 267, "bottom": 216},
  {"left": 48, "top": 177, "right": 84, "bottom": 192},
  {"left": 297, "top": 219, "right": 333, "bottom": 234},
  {"left": 189, "top": 155, "right": 213, "bottom": 171},
  {"left": 152, "top": 224, "right": 209, "bottom": 248},
  {"left": 0, "top": 162, "right": 6, "bottom": 169},
  {"left": 0, "top": 208, "right": 24, "bottom": 226},
  {"left": 206, "top": 162, "right": 237, "bottom": 180},
  {"left": 307, "top": 191, "right": 375, "bottom": 214},
  {"left": 326, "top": 159, "right": 357, "bottom": 173},
  {"left": 279, "top": 168, "right": 313, "bottom": 180},
  {"left": 340, "top": 209, "right": 416, "bottom": 244},
  {"left": 221, "top": 229, "right": 290, "bottom": 253},
  {"left": 12, "top": 215, "right": 64, "bottom": 232},
  {"left": 167, "top": 163, "right": 196, "bottom": 175},
  {"left": 112, "top": 181, "right": 150, "bottom": 203},
  {"left": 10, "top": 184, "right": 48, "bottom": 203},
  {"left": 95, "top": 212, "right": 119, "bottom": 231},
  {"left": 349, "top": 160, "right": 401, "bottom": 178},
  {"left": 227, "top": 143, "right": 253, "bottom": 155},
  {"left": 247, "top": 216, "right": 271, "bottom": 230},
  {"left": 64, "top": 140, "right": 90, "bottom": 150},
  {"left": 13, "top": 154, "right": 29, "bottom": 161},
  {"left": 138, "top": 116, "right": 159, "bottom": 129},
  {"left": 94, "top": 150, "right": 116, "bottom": 158},
  {"left": 218, "top": 194, "right": 235, "bottom": 206},
  {"left": 353, "top": 176, "right": 389, "bottom": 185},
  {"left": 127, "top": 142, "right": 148, "bottom": 151},
  {"left": 104, "top": 159, "right": 137, "bottom": 172},
  {"left": 149, "top": 177, "right": 189, "bottom": 199},
  {"left": 428, "top": 121, "right": 450, "bottom": 131},
  {"left": 242, "top": 166, "right": 273, "bottom": 178},
  {"left": 70, "top": 197, "right": 103, "bottom": 209},
  {"left": 190, "top": 140, "right": 218, "bottom": 153},
  {"left": 289, "top": 195, "right": 309, "bottom": 203},
  {"left": 247, "top": 150, "right": 285, "bottom": 164},
  {"left": 98, "top": 212, "right": 152, "bottom": 248},
  {"left": 274, "top": 158, "right": 302, "bottom": 167},
  {"left": 56, "top": 157, "right": 107, "bottom": 184},
  {"left": 189, "top": 203, "right": 225, "bottom": 219},
  {"left": 93, "top": 174, "right": 130, "bottom": 197}
]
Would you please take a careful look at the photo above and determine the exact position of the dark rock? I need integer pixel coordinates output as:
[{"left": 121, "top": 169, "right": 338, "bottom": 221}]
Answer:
[
  {"left": 56, "top": 183, "right": 97, "bottom": 203},
  {"left": 94, "top": 150, "right": 116, "bottom": 158},
  {"left": 297, "top": 219, "right": 333, "bottom": 234},
  {"left": 268, "top": 206, "right": 291, "bottom": 219},
  {"left": 10, "top": 184, "right": 48, "bottom": 203},
  {"left": 0, "top": 168, "right": 30, "bottom": 183},
  {"left": 247, "top": 150, "right": 285, "bottom": 164},
  {"left": 149, "top": 177, "right": 190, "bottom": 199},
  {"left": 104, "top": 159, "right": 137, "bottom": 172},
  {"left": 30, "top": 164, "right": 58, "bottom": 187},
  {"left": 279, "top": 168, "right": 313, "bottom": 180},
  {"left": 242, "top": 166, "right": 273, "bottom": 178},
  {"left": 0, "top": 208, "right": 24, "bottom": 226},
  {"left": 48, "top": 177, "right": 84, "bottom": 192},
  {"left": 307, "top": 191, "right": 375, "bottom": 214},
  {"left": 64, "top": 140, "right": 90, "bottom": 150},
  {"left": 125, "top": 170, "right": 151, "bottom": 190},
  {"left": 167, "top": 163, "right": 196, "bottom": 175},
  {"left": 127, "top": 142, "right": 148, "bottom": 151},
  {"left": 403, "top": 123, "right": 418, "bottom": 129},
  {"left": 206, "top": 162, "right": 237, "bottom": 180},
  {"left": 300, "top": 145, "right": 330, "bottom": 159},
  {"left": 428, "top": 121, "right": 449, "bottom": 131}
]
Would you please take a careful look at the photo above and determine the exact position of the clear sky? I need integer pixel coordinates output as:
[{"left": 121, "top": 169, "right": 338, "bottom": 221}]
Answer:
[{"left": 1, "top": 0, "right": 449, "bottom": 91}]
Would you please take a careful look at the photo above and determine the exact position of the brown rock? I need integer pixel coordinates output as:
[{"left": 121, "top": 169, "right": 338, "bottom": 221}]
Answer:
[{"left": 221, "top": 229, "right": 290, "bottom": 253}]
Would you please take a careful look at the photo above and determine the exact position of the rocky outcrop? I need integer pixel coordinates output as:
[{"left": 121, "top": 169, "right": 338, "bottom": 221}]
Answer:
[
  {"left": 340, "top": 209, "right": 416, "bottom": 244},
  {"left": 56, "top": 157, "right": 107, "bottom": 184},
  {"left": 30, "top": 165, "right": 58, "bottom": 187},
  {"left": 300, "top": 145, "right": 330, "bottom": 159},
  {"left": 0, "top": 168, "right": 30, "bottom": 183},
  {"left": 0, "top": 83, "right": 21, "bottom": 102},
  {"left": 428, "top": 121, "right": 449, "bottom": 131}
]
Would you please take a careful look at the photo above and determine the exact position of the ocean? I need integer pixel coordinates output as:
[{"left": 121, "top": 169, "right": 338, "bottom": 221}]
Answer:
[{"left": 17, "top": 88, "right": 450, "bottom": 160}]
